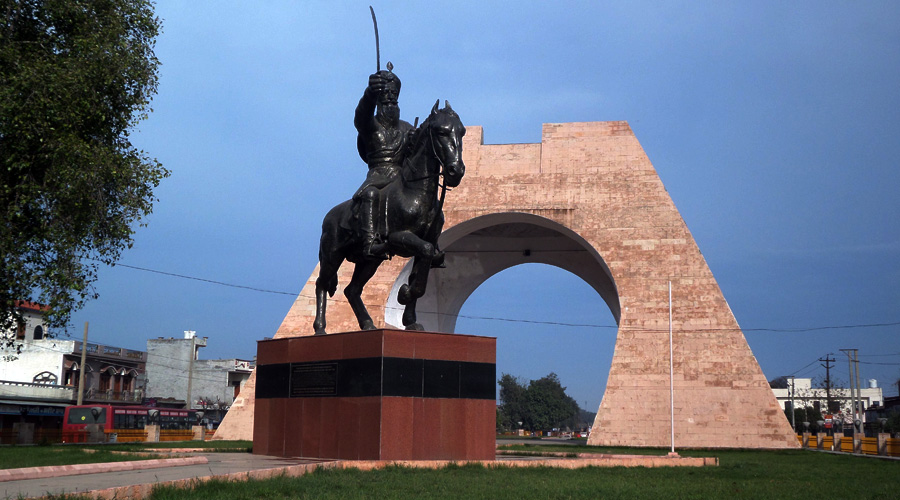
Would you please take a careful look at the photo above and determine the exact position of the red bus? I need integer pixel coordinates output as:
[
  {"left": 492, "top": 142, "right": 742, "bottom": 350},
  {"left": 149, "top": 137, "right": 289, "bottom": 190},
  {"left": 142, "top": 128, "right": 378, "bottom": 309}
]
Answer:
[{"left": 62, "top": 405, "right": 197, "bottom": 442}]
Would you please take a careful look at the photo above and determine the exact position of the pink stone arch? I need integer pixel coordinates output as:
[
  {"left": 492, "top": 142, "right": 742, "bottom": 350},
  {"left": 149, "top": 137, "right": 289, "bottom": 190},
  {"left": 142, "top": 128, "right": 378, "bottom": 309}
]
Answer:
[{"left": 216, "top": 121, "right": 798, "bottom": 449}]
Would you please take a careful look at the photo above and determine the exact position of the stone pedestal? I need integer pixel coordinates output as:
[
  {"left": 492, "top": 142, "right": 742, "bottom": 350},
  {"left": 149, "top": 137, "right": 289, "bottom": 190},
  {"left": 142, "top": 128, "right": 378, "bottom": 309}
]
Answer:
[
  {"left": 192, "top": 425, "right": 206, "bottom": 441},
  {"left": 85, "top": 423, "right": 105, "bottom": 443},
  {"left": 815, "top": 433, "right": 824, "bottom": 449},
  {"left": 853, "top": 433, "right": 863, "bottom": 454},
  {"left": 801, "top": 432, "right": 810, "bottom": 448},
  {"left": 833, "top": 432, "right": 844, "bottom": 451},
  {"left": 877, "top": 433, "right": 888, "bottom": 456},
  {"left": 252, "top": 329, "right": 496, "bottom": 460},
  {"left": 145, "top": 424, "right": 160, "bottom": 443},
  {"left": 13, "top": 423, "right": 33, "bottom": 445}
]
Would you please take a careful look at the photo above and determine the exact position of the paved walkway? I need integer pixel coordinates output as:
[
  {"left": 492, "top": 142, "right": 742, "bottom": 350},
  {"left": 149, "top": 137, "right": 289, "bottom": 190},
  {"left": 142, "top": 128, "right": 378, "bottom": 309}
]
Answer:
[{"left": 1, "top": 452, "right": 323, "bottom": 499}]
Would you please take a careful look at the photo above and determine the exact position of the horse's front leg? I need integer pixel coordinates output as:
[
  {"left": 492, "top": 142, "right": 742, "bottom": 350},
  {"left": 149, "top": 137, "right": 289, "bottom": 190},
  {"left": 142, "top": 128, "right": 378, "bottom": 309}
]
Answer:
[
  {"left": 388, "top": 231, "right": 435, "bottom": 306},
  {"left": 344, "top": 259, "right": 382, "bottom": 331},
  {"left": 313, "top": 278, "right": 329, "bottom": 335},
  {"left": 426, "top": 211, "right": 446, "bottom": 269}
]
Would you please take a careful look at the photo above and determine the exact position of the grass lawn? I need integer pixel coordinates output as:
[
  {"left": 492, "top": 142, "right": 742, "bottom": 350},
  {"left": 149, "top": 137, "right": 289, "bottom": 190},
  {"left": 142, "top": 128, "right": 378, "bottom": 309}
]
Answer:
[
  {"left": 102, "top": 440, "right": 252, "bottom": 453},
  {"left": 498, "top": 443, "right": 671, "bottom": 455},
  {"left": 0, "top": 446, "right": 155, "bottom": 470},
  {"left": 144, "top": 448, "right": 897, "bottom": 500},
  {"left": 0, "top": 441, "right": 252, "bottom": 470}
]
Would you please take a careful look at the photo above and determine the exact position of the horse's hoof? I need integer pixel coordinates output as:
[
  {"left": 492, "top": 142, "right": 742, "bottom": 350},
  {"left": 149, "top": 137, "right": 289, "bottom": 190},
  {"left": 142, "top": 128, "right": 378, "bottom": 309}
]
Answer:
[
  {"left": 398, "top": 284, "right": 412, "bottom": 305},
  {"left": 360, "top": 320, "right": 376, "bottom": 330},
  {"left": 314, "top": 329, "right": 327, "bottom": 336},
  {"left": 405, "top": 322, "right": 424, "bottom": 331}
]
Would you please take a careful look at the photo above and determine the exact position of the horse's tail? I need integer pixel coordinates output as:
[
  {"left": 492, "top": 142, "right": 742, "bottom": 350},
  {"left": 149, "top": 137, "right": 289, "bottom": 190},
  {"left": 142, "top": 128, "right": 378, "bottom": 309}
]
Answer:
[
  {"left": 318, "top": 200, "right": 353, "bottom": 297},
  {"left": 316, "top": 275, "right": 338, "bottom": 297}
]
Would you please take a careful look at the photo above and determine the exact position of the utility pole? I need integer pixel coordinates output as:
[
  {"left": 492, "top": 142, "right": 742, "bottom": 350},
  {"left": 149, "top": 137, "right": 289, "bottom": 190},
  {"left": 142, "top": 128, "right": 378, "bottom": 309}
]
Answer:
[
  {"left": 819, "top": 354, "right": 834, "bottom": 412},
  {"left": 668, "top": 281, "right": 675, "bottom": 455},
  {"left": 788, "top": 375, "right": 796, "bottom": 432},
  {"left": 185, "top": 331, "right": 196, "bottom": 411},
  {"left": 76, "top": 322, "right": 89, "bottom": 405},
  {"left": 840, "top": 349, "right": 861, "bottom": 434},
  {"left": 853, "top": 349, "right": 862, "bottom": 433}
]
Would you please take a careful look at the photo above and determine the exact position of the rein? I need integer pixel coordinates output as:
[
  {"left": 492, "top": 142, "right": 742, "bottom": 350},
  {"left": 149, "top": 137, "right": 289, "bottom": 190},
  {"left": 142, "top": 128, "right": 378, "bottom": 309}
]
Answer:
[{"left": 400, "top": 124, "right": 454, "bottom": 206}]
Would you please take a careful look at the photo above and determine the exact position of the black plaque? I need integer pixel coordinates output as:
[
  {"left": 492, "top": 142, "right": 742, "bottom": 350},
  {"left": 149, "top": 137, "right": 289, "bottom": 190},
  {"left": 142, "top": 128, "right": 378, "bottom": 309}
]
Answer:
[{"left": 291, "top": 362, "right": 338, "bottom": 397}]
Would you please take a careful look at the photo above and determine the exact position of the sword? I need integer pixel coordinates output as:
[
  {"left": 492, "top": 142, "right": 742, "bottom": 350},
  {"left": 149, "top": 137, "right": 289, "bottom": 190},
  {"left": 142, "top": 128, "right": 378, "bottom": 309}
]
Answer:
[{"left": 369, "top": 6, "right": 380, "bottom": 71}]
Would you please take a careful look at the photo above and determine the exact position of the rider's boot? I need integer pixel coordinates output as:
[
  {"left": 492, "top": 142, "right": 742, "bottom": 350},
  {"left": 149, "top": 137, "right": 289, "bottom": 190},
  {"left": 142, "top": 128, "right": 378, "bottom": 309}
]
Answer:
[
  {"left": 361, "top": 198, "right": 387, "bottom": 259},
  {"left": 430, "top": 246, "right": 446, "bottom": 269}
]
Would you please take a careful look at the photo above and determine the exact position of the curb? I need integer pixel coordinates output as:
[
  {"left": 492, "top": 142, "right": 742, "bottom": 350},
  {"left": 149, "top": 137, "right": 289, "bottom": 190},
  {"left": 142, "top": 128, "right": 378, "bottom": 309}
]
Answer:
[
  {"left": 0, "top": 456, "right": 208, "bottom": 483},
  {"left": 26, "top": 455, "right": 717, "bottom": 499}
]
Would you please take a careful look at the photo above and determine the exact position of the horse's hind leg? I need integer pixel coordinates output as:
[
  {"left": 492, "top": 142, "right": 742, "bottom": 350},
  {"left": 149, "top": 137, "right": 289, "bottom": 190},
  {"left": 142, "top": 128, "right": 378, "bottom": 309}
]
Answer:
[
  {"left": 402, "top": 296, "right": 423, "bottom": 331},
  {"left": 344, "top": 259, "right": 381, "bottom": 331}
]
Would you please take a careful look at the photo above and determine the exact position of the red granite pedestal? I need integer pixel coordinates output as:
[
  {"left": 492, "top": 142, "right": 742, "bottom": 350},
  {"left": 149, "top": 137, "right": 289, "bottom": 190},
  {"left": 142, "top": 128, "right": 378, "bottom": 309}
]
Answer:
[{"left": 252, "top": 329, "right": 496, "bottom": 460}]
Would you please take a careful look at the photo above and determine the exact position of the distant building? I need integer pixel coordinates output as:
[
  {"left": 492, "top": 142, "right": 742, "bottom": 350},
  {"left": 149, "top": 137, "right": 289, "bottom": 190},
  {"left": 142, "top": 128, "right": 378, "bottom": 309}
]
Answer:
[
  {"left": 0, "top": 302, "right": 146, "bottom": 430},
  {"left": 145, "top": 331, "right": 253, "bottom": 425},
  {"left": 771, "top": 377, "right": 883, "bottom": 430}
]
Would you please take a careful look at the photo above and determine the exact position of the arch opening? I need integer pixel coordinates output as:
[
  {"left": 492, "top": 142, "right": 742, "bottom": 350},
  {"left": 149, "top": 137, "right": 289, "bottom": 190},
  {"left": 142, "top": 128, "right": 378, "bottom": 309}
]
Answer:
[
  {"left": 457, "top": 263, "right": 617, "bottom": 413},
  {"left": 385, "top": 212, "right": 620, "bottom": 332}
]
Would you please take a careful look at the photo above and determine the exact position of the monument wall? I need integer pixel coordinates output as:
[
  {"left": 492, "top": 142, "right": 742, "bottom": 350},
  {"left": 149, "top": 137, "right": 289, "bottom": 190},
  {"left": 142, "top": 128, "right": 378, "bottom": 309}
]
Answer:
[{"left": 216, "top": 121, "right": 798, "bottom": 449}]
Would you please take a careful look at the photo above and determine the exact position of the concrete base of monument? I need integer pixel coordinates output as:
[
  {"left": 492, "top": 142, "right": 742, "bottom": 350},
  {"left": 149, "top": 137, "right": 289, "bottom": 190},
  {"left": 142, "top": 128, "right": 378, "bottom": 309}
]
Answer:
[{"left": 252, "top": 329, "right": 496, "bottom": 461}]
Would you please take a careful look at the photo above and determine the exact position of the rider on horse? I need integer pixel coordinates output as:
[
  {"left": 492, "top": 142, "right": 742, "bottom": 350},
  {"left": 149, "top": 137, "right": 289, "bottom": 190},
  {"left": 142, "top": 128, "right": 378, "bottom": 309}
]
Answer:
[{"left": 353, "top": 69, "right": 416, "bottom": 258}]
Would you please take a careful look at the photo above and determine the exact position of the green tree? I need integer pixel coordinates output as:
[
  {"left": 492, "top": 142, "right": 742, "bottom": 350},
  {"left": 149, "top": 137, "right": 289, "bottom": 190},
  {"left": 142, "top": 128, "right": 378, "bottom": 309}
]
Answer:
[
  {"left": 523, "top": 372, "right": 579, "bottom": 432},
  {"left": 1, "top": 0, "right": 167, "bottom": 341},
  {"left": 497, "top": 373, "right": 526, "bottom": 432}
]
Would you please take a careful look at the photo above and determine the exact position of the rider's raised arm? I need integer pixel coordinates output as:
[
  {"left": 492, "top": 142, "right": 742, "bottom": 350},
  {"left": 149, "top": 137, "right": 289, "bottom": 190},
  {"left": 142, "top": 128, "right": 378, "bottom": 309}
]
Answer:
[{"left": 354, "top": 73, "right": 381, "bottom": 134}]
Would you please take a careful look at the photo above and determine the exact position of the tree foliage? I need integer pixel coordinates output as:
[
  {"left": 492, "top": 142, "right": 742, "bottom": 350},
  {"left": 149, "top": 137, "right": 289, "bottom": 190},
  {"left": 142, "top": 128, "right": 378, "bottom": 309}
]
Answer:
[
  {"left": 768, "top": 376, "right": 789, "bottom": 389},
  {"left": 497, "top": 373, "right": 526, "bottom": 431},
  {"left": 0, "top": 0, "right": 167, "bottom": 337},
  {"left": 497, "top": 372, "right": 580, "bottom": 432}
]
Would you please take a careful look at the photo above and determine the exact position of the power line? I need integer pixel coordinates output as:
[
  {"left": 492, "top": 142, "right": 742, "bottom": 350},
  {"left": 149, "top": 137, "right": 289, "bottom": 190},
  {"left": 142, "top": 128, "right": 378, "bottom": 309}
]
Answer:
[
  {"left": 105, "top": 261, "right": 296, "bottom": 296},
  {"left": 102, "top": 259, "right": 900, "bottom": 334},
  {"left": 7, "top": 340, "right": 249, "bottom": 387}
]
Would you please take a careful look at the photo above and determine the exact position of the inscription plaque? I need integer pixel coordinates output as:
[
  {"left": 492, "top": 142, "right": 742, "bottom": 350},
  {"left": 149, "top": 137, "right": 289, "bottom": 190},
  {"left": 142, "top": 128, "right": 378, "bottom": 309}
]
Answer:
[{"left": 290, "top": 362, "right": 338, "bottom": 397}]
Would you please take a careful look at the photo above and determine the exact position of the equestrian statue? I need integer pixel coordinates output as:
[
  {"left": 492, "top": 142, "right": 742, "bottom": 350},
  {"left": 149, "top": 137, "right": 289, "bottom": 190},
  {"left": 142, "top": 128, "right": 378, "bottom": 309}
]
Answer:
[{"left": 312, "top": 66, "right": 465, "bottom": 335}]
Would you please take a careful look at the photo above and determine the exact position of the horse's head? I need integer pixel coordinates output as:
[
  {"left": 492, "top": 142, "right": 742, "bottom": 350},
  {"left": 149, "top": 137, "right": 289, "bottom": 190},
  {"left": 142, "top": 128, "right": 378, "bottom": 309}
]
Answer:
[{"left": 422, "top": 99, "right": 466, "bottom": 188}]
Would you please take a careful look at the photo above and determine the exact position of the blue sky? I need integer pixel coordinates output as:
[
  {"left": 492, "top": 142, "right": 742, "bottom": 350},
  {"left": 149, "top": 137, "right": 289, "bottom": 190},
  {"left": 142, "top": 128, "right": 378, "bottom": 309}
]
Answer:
[{"left": 63, "top": 1, "right": 900, "bottom": 411}]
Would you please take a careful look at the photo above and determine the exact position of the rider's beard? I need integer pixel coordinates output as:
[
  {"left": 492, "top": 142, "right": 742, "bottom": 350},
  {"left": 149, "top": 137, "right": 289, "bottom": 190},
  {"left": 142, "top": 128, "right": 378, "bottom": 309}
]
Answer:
[{"left": 378, "top": 104, "right": 400, "bottom": 126}]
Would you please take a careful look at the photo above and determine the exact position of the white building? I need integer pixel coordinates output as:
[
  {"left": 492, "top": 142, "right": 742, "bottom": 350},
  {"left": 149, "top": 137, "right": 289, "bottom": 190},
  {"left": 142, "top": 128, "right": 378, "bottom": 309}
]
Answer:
[
  {"left": 771, "top": 377, "right": 883, "bottom": 429},
  {"left": 145, "top": 331, "right": 253, "bottom": 425},
  {"left": 1, "top": 302, "right": 146, "bottom": 430}
]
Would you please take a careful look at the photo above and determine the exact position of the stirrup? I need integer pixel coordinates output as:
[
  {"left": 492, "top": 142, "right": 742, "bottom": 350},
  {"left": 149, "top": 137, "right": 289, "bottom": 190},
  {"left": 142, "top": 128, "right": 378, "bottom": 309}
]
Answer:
[
  {"left": 363, "top": 238, "right": 388, "bottom": 260},
  {"left": 430, "top": 250, "right": 446, "bottom": 269}
]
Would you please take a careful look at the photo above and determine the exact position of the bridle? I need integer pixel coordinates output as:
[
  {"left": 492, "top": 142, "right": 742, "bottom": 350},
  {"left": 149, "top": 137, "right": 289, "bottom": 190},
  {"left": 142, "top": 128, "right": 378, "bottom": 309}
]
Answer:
[{"left": 401, "top": 116, "right": 459, "bottom": 211}]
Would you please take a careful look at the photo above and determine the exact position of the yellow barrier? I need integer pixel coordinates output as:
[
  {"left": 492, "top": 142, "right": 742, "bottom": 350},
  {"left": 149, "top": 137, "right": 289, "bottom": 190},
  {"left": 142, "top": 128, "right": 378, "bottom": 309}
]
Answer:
[
  {"left": 860, "top": 437, "right": 878, "bottom": 455},
  {"left": 0, "top": 429, "right": 16, "bottom": 445},
  {"left": 34, "top": 428, "right": 63, "bottom": 444},
  {"left": 887, "top": 438, "right": 900, "bottom": 457},
  {"left": 110, "top": 429, "right": 148, "bottom": 443},
  {"left": 159, "top": 429, "right": 194, "bottom": 442},
  {"left": 840, "top": 437, "right": 854, "bottom": 453},
  {"left": 822, "top": 436, "right": 833, "bottom": 450}
]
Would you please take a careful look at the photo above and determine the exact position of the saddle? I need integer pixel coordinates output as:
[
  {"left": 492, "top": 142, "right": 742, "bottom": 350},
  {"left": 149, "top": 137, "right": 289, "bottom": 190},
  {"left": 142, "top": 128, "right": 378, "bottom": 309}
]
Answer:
[{"left": 343, "top": 190, "right": 389, "bottom": 244}]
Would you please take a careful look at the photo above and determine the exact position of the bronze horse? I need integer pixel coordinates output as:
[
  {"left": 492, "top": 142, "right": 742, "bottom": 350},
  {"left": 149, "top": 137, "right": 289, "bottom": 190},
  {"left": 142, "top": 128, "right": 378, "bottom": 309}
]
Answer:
[{"left": 313, "top": 101, "right": 465, "bottom": 335}]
